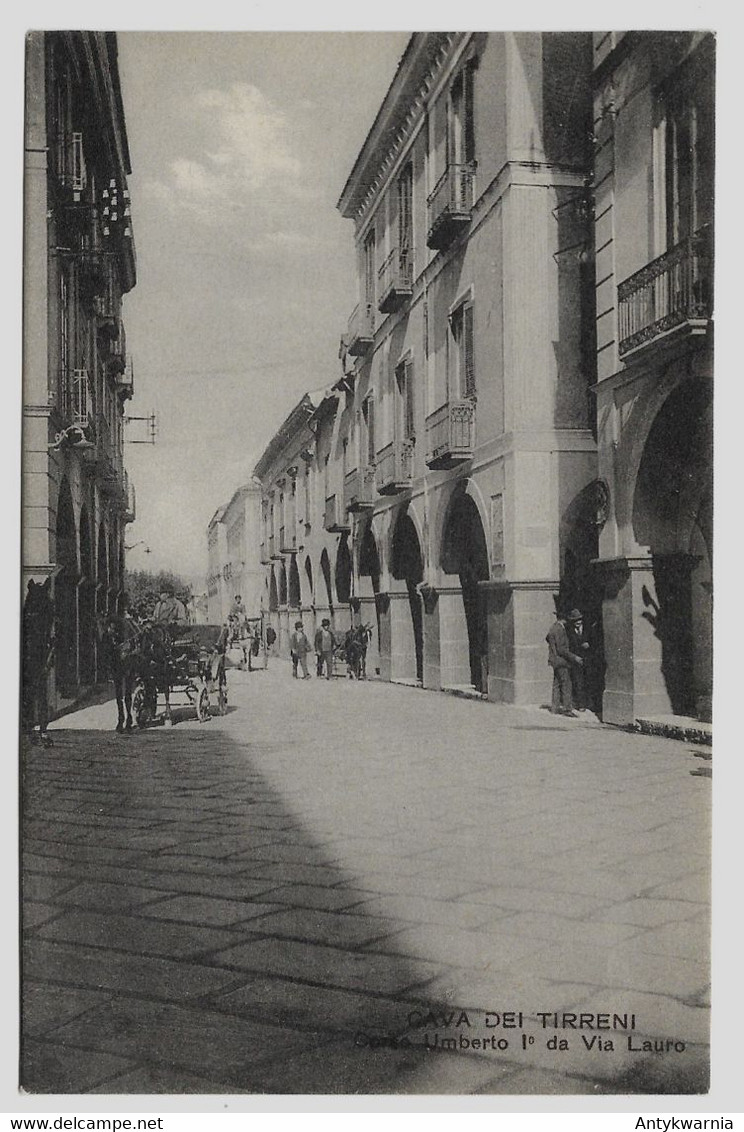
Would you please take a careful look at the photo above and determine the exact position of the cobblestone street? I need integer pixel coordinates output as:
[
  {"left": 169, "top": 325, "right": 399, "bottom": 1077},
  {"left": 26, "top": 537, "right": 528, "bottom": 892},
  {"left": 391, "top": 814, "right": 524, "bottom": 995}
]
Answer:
[{"left": 21, "top": 662, "right": 711, "bottom": 1096}]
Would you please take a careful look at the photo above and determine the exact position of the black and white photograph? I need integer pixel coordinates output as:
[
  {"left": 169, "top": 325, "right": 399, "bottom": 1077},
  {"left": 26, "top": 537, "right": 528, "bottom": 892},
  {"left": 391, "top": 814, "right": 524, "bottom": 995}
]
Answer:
[{"left": 15, "top": 17, "right": 722, "bottom": 1108}]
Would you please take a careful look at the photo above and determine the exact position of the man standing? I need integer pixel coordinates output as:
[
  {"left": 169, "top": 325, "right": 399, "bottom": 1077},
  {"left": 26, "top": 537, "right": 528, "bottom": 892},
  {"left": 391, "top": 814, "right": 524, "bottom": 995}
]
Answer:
[
  {"left": 546, "top": 610, "right": 585, "bottom": 717},
  {"left": 314, "top": 618, "right": 337, "bottom": 680},
  {"left": 289, "top": 620, "right": 312, "bottom": 679},
  {"left": 566, "top": 609, "right": 591, "bottom": 711}
]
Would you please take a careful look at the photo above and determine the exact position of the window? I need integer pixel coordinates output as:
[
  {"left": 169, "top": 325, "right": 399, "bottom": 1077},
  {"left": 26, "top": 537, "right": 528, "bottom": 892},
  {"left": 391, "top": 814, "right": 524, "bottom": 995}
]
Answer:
[
  {"left": 448, "top": 64, "right": 476, "bottom": 168},
  {"left": 395, "top": 357, "right": 415, "bottom": 441},
  {"left": 398, "top": 163, "right": 413, "bottom": 276},
  {"left": 363, "top": 396, "right": 376, "bottom": 464},
  {"left": 449, "top": 300, "right": 475, "bottom": 400},
  {"left": 364, "top": 229, "right": 376, "bottom": 317},
  {"left": 654, "top": 45, "right": 714, "bottom": 251}
]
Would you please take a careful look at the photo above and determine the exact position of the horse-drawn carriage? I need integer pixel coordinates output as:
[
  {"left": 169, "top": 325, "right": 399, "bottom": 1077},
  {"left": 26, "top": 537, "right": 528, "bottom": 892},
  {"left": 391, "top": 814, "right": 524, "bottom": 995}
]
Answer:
[{"left": 130, "top": 622, "right": 228, "bottom": 728}]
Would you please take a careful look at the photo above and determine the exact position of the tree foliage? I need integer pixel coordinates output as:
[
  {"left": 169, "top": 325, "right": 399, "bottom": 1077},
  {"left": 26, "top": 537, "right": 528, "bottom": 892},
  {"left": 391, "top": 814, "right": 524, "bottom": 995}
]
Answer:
[{"left": 124, "top": 569, "right": 193, "bottom": 619}]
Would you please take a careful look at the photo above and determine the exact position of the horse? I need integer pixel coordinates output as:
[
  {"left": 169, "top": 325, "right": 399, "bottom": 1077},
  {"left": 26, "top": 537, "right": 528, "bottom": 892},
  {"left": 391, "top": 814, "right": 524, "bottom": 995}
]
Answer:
[{"left": 97, "top": 611, "right": 142, "bottom": 732}]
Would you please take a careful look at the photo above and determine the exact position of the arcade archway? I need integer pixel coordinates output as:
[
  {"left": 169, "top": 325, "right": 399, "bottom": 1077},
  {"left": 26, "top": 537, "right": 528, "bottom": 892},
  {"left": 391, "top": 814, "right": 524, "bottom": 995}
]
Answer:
[
  {"left": 55, "top": 479, "right": 78, "bottom": 694},
  {"left": 78, "top": 503, "right": 95, "bottom": 684},
  {"left": 391, "top": 510, "right": 424, "bottom": 682},
  {"left": 288, "top": 557, "right": 301, "bottom": 608},
  {"left": 632, "top": 378, "right": 712, "bottom": 718},
  {"left": 441, "top": 491, "right": 489, "bottom": 691}
]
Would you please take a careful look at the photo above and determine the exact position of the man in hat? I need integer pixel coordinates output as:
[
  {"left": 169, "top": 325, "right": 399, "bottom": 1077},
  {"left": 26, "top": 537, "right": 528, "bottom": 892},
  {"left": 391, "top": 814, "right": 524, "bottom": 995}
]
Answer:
[
  {"left": 546, "top": 610, "right": 585, "bottom": 717},
  {"left": 314, "top": 618, "right": 337, "bottom": 680},
  {"left": 152, "top": 586, "right": 188, "bottom": 626},
  {"left": 289, "top": 620, "right": 312, "bottom": 679},
  {"left": 566, "top": 609, "right": 591, "bottom": 711}
]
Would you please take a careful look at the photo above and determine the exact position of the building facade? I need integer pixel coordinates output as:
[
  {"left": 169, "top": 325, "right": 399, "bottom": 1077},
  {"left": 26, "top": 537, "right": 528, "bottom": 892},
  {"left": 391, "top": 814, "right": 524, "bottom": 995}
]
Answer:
[
  {"left": 206, "top": 484, "right": 263, "bottom": 626},
  {"left": 23, "top": 32, "right": 137, "bottom": 709},
  {"left": 332, "top": 32, "right": 599, "bottom": 702},
  {"left": 590, "top": 32, "right": 714, "bottom": 725}
]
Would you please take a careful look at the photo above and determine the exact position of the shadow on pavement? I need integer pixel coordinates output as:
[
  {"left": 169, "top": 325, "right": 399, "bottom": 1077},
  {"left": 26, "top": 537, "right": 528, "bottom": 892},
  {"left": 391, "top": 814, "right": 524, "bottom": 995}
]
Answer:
[{"left": 21, "top": 724, "right": 708, "bottom": 1096}]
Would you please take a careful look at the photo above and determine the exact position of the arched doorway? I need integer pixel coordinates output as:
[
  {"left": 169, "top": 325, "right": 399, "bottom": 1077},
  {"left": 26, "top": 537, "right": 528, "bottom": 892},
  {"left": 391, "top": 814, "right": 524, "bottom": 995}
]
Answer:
[
  {"left": 304, "top": 557, "right": 313, "bottom": 603},
  {"left": 391, "top": 510, "right": 424, "bottom": 682},
  {"left": 441, "top": 491, "right": 489, "bottom": 691},
  {"left": 632, "top": 378, "right": 712, "bottom": 718},
  {"left": 335, "top": 534, "right": 352, "bottom": 606},
  {"left": 320, "top": 548, "right": 334, "bottom": 614},
  {"left": 288, "top": 556, "right": 301, "bottom": 608},
  {"left": 55, "top": 479, "right": 78, "bottom": 695},
  {"left": 78, "top": 503, "right": 95, "bottom": 684},
  {"left": 559, "top": 482, "right": 604, "bottom": 712}
]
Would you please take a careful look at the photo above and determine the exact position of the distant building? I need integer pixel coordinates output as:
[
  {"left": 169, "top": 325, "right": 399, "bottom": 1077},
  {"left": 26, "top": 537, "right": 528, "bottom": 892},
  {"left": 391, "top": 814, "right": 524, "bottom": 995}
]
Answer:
[
  {"left": 206, "top": 484, "right": 263, "bottom": 625},
  {"left": 590, "top": 32, "right": 714, "bottom": 725},
  {"left": 23, "top": 32, "right": 137, "bottom": 709}
]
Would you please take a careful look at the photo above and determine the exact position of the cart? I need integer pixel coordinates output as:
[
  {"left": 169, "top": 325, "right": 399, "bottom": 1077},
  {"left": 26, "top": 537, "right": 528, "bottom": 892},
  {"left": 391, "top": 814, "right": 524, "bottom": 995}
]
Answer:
[{"left": 131, "top": 622, "right": 228, "bottom": 727}]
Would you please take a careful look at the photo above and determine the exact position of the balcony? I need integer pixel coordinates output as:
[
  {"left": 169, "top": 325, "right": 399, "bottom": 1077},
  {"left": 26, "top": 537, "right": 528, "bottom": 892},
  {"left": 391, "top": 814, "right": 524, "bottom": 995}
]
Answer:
[
  {"left": 95, "top": 413, "right": 124, "bottom": 493},
  {"left": 347, "top": 303, "right": 374, "bottom": 356},
  {"left": 279, "top": 525, "right": 297, "bottom": 553},
  {"left": 60, "top": 369, "right": 94, "bottom": 432},
  {"left": 378, "top": 248, "right": 413, "bottom": 314},
  {"left": 427, "top": 163, "right": 475, "bottom": 251},
  {"left": 115, "top": 356, "right": 134, "bottom": 401},
  {"left": 618, "top": 226, "right": 713, "bottom": 357},
  {"left": 344, "top": 466, "right": 376, "bottom": 512},
  {"left": 425, "top": 400, "right": 476, "bottom": 470},
  {"left": 376, "top": 439, "right": 414, "bottom": 494},
  {"left": 324, "top": 494, "right": 350, "bottom": 533},
  {"left": 55, "top": 131, "right": 87, "bottom": 202}
]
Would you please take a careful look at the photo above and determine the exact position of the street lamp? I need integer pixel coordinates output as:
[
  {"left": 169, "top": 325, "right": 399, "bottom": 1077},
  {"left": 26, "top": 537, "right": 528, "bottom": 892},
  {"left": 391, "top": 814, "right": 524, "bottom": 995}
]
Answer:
[{"left": 125, "top": 540, "right": 151, "bottom": 553}]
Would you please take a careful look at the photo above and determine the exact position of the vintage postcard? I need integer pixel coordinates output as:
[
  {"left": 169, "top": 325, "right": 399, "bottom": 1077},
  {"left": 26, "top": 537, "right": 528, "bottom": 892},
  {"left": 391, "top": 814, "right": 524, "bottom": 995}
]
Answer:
[{"left": 18, "top": 26, "right": 716, "bottom": 1105}]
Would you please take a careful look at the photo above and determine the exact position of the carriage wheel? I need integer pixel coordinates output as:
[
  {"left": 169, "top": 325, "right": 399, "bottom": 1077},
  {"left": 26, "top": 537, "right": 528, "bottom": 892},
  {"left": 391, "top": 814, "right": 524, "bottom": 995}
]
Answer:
[
  {"left": 197, "top": 685, "right": 211, "bottom": 722},
  {"left": 132, "top": 683, "right": 151, "bottom": 729}
]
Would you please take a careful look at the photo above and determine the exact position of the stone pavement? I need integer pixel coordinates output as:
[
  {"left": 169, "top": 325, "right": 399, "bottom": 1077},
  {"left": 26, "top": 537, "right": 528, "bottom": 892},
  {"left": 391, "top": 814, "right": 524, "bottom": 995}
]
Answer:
[{"left": 21, "top": 662, "right": 711, "bottom": 1096}]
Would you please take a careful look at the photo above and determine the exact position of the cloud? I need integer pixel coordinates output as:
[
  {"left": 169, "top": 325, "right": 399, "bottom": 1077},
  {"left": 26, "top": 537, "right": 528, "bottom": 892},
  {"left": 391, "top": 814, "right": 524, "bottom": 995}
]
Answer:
[{"left": 146, "top": 82, "right": 304, "bottom": 225}]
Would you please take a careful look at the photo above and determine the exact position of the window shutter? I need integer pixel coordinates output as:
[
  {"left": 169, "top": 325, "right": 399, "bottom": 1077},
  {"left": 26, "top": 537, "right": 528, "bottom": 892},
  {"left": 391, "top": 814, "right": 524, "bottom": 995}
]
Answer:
[
  {"left": 463, "top": 304, "right": 476, "bottom": 398},
  {"left": 405, "top": 360, "right": 415, "bottom": 439},
  {"left": 367, "top": 398, "right": 376, "bottom": 464},
  {"left": 464, "top": 64, "right": 476, "bottom": 165}
]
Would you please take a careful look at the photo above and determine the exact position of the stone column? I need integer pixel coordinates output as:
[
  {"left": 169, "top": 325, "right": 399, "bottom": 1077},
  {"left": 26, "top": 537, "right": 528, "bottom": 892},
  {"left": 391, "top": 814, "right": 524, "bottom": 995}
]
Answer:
[
  {"left": 598, "top": 555, "right": 680, "bottom": 724},
  {"left": 419, "top": 584, "right": 441, "bottom": 691},
  {"left": 483, "top": 580, "right": 558, "bottom": 704},
  {"left": 437, "top": 587, "right": 471, "bottom": 689},
  {"left": 389, "top": 590, "right": 418, "bottom": 683},
  {"left": 376, "top": 593, "right": 391, "bottom": 682}
]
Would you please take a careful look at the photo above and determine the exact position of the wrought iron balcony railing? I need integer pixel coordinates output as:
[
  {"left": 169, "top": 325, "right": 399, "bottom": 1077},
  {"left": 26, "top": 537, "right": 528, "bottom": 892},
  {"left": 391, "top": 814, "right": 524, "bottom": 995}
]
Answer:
[
  {"left": 378, "top": 247, "right": 413, "bottom": 314},
  {"left": 344, "top": 466, "right": 376, "bottom": 512},
  {"left": 618, "top": 225, "right": 713, "bottom": 357},
  {"left": 324, "top": 494, "right": 350, "bottom": 533},
  {"left": 346, "top": 303, "right": 375, "bottom": 356},
  {"left": 427, "top": 163, "right": 475, "bottom": 251},
  {"left": 376, "top": 439, "right": 415, "bottom": 494},
  {"left": 425, "top": 400, "right": 476, "bottom": 470},
  {"left": 60, "top": 368, "right": 94, "bottom": 430}
]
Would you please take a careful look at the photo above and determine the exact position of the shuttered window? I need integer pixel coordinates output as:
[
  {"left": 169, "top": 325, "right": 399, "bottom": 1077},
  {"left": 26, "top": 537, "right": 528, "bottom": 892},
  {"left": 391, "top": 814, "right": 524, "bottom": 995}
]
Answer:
[{"left": 450, "top": 300, "right": 476, "bottom": 400}]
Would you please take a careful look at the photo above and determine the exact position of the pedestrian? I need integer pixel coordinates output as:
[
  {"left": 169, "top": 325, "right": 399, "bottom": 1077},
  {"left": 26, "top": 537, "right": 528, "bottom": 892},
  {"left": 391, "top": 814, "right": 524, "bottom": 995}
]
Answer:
[
  {"left": 289, "top": 620, "right": 312, "bottom": 679},
  {"left": 546, "top": 610, "right": 585, "bottom": 717},
  {"left": 565, "top": 609, "right": 591, "bottom": 711},
  {"left": 314, "top": 618, "right": 337, "bottom": 680},
  {"left": 21, "top": 578, "right": 54, "bottom": 746}
]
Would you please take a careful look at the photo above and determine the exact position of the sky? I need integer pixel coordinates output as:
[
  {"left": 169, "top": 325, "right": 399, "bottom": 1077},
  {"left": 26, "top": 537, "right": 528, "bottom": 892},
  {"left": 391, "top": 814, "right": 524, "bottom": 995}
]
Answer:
[{"left": 117, "top": 31, "right": 410, "bottom": 587}]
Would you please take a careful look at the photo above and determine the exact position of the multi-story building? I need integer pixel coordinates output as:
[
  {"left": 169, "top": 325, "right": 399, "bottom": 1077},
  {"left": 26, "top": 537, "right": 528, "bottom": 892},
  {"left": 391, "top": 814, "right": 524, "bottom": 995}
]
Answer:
[
  {"left": 205, "top": 483, "right": 263, "bottom": 626},
  {"left": 332, "top": 32, "right": 599, "bottom": 702},
  {"left": 590, "top": 32, "right": 714, "bottom": 725},
  {"left": 23, "top": 32, "right": 137, "bottom": 708}
]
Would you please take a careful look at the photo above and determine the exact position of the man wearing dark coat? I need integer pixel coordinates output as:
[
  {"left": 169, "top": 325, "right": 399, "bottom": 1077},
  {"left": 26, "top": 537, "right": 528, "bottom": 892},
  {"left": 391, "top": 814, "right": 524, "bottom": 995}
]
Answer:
[{"left": 546, "top": 610, "right": 585, "bottom": 717}]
